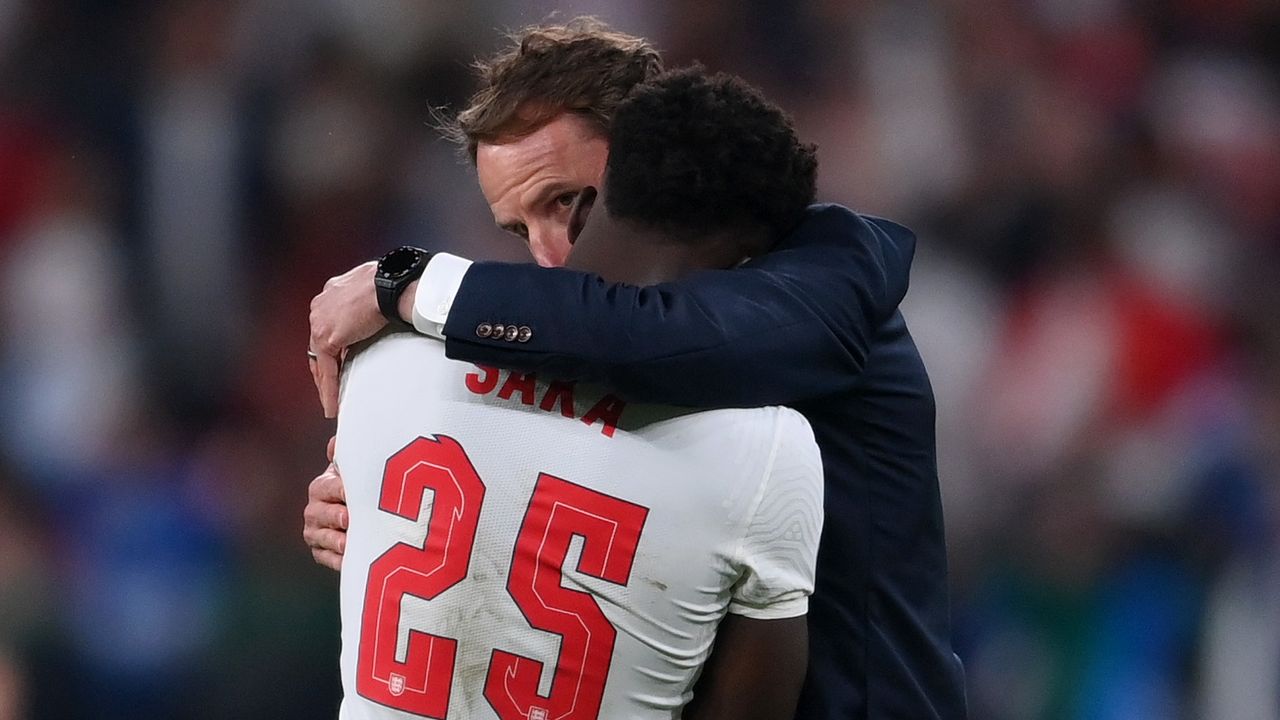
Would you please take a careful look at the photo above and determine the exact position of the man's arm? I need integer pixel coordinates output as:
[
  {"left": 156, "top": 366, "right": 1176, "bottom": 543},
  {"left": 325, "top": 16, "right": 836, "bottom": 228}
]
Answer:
[
  {"left": 684, "top": 615, "right": 808, "bottom": 720},
  {"left": 441, "top": 205, "right": 913, "bottom": 406},
  {"left": 308, "top": 205, "right": 911, "bottom": 412}
]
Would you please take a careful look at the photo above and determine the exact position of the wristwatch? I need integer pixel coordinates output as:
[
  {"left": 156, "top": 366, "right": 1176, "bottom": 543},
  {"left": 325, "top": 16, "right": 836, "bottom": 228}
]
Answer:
[{"left": 375, "top": 246, "right": 431, "bottom": 324}]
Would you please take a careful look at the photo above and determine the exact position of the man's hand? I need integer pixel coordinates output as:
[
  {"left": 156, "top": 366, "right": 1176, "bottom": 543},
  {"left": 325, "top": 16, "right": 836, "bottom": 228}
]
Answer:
[
  {"left": 309, "top": 261, "right": 385, "bottom": 417},
  {"left": 303, "top": 437, "right": 349, "bottom": 571}
]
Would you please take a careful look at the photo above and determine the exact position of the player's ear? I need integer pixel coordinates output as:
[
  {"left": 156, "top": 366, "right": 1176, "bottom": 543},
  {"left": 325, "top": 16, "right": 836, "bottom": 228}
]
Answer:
[{"left": 567, "top": 186, "right": 597, "bottom": 246}]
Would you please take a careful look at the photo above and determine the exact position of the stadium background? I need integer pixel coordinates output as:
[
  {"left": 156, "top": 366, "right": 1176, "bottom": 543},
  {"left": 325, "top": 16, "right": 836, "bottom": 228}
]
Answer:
[{"left": 2, "top": 0, "right": 1279, "bottom": 718}]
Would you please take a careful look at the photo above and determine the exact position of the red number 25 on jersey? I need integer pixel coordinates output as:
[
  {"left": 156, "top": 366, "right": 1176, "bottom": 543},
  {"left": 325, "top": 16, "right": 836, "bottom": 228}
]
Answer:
[{"left": 356, "top": 435, "right": 649, "bottom": 719}]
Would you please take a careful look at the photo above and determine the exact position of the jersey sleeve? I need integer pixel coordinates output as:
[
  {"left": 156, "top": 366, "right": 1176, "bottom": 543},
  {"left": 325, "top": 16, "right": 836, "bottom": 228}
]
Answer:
[{"left": 727, "top": 409, "right": 825, "bottom": 620}]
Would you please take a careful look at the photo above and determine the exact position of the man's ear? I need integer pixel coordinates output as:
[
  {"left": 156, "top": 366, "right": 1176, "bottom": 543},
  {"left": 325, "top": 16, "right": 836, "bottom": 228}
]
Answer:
[{"left": 567, "top": 186, "right": 598, "bottom": 246}]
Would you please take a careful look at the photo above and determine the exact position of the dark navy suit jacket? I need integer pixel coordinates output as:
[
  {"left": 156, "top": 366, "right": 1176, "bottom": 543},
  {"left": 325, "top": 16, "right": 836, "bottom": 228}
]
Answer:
[{"left": 440, "top": 204, "right": 968, "bottom": 719}]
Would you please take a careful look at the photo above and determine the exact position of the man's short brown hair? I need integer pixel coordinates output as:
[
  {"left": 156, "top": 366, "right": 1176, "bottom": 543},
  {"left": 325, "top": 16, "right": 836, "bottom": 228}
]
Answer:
[{"left": 441, "top": 17, "right": 663, "bottom": 162}]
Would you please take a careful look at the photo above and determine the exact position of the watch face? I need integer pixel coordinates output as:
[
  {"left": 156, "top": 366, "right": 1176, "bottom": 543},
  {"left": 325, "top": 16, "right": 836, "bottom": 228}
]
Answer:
[{"left": 380, "top": 247, "right": 421, "bottom": 279}]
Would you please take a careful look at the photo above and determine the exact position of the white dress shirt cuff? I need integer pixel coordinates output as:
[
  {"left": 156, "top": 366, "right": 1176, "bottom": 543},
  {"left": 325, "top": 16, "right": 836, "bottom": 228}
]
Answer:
[{"left": 410, "top": 252, "right": 474, "bottom": 339}]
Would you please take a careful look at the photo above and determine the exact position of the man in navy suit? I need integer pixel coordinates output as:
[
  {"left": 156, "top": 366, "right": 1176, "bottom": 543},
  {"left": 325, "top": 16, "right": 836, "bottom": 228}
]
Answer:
[{"left": 304, "top": 18, "right": 967, "bottom": 719}]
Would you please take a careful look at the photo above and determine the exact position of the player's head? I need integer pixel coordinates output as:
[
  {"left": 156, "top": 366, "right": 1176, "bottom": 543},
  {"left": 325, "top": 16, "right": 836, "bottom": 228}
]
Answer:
[
  {"left": 604, "top": 66, "right": 817, "bottom": 244},
  {"left": 565, "top": 67, "right": 818, "bottom": 280},
  {"left": 440, "top": 18, "right": 663, "bottom": 268}
]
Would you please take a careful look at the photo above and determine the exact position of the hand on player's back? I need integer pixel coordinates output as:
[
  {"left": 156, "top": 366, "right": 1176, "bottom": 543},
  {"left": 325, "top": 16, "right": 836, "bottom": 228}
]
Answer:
[
  {"left": 309, "top": 261, "right": 385, "bottom": 417},
  {"left": 303, "top": 436, "right": 349, "bottom": 571}
]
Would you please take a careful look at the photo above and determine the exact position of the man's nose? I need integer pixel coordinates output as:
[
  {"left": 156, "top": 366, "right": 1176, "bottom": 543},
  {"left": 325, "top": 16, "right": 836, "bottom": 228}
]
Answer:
[{"left": 528, "top": 229, "right": 571, "bottom": 268}]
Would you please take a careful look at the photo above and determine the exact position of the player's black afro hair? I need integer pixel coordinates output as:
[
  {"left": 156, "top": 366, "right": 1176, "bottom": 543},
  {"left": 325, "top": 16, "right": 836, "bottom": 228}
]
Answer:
[{"left": 604, "top": 67, "right": 818, "bottom": 241}]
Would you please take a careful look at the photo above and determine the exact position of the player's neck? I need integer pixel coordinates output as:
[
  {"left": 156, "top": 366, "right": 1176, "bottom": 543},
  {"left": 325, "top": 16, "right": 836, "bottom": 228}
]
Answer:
[{"left": 568, "top": 221, "right": 767, "bottom": 285}]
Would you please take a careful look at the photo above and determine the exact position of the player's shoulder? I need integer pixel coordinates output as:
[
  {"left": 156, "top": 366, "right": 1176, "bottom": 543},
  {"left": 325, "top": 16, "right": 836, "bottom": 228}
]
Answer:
[
  {"left": 765, "top": 405, "right": 816, "bottom": 442},
  {"left": 645, "top": 405, "right": 816, "bottom": 461},
  {"left": 637, "top": 402, "right": 796, "bottom": 428},
  {"left": 340, "top": 329, "right": 458, "bottom": 404},
  {"left": 344, "top": 329, "right": 454, "bottom": 379},
  {"left": 728, "top": 405, "right": 815, "bottom": 449},
  {"left": 757, "top": 406, "right": 821, "bottom": 479},
  {"left": 348, "top": 329, "right": 444, "bottom": 363}
]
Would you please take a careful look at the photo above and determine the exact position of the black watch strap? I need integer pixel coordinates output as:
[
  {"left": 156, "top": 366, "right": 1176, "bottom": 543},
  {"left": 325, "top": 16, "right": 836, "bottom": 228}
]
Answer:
[{"left": 375, "top": 246, "right": 431, "bottom": 324}]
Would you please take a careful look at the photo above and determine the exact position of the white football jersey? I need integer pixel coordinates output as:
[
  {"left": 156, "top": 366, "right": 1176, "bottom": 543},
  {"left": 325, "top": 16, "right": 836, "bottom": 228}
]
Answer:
[{"left": 335, "top": 331, "right": 823, "bottom": 720}]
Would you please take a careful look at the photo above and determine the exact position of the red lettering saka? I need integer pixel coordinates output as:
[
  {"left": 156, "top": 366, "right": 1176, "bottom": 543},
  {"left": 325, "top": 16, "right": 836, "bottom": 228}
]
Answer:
[
  {"left": 539, "top": 381, "right": 576, "bottom": 418},
  {"left": 497, "top": 372, "right": 537, "bottom": 406},
  {"left": 581, "top": 394, "right": 626, "bottom": 438},
  {"left": 465, "top": 365, "right": 500, "bottom": 395}
]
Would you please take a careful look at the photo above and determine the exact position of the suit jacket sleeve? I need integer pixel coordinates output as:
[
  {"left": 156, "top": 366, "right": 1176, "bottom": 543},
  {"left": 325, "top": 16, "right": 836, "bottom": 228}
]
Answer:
[{"left": 441, "top": 204, "right": 916, "bottom": 408}]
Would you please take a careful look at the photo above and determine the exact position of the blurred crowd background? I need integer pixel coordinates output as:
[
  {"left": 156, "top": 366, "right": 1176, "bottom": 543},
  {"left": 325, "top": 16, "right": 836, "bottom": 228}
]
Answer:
[{"left": 1, "top": 0, "right": 1278, "bottom": 718}]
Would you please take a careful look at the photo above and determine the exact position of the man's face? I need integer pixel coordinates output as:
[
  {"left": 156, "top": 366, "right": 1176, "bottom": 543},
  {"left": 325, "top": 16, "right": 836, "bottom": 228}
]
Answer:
[{"left": 476, "top": 113, "right": 610, "bottom": 268}]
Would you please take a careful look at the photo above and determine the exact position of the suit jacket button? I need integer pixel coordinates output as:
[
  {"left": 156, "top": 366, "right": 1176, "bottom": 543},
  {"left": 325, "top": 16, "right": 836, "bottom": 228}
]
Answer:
[
  {"left": 476, "top": 323, "right": 493, "bottom": 338},
  {"left": 516, "top": 326, "right": 532, "bottom": 343},
  {"left": 503, "top": 325, "right": 519, "bottom": 342},
  {"left": 491, "top": 324, "right": 506, "bottom": 339}
]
